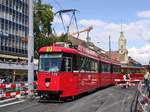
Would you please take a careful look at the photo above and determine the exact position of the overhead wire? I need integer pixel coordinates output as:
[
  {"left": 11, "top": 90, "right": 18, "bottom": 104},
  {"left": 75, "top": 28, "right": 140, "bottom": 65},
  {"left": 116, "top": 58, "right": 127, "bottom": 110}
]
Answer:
[
  {"left": 51, "top": 0, "right": 80, "bottom": 37},
  {"left": 52, "top": 0, "right": 64, "bottom": 10},
  {"left": 52, "top": 0, "right": 70, "bottom": 35}
]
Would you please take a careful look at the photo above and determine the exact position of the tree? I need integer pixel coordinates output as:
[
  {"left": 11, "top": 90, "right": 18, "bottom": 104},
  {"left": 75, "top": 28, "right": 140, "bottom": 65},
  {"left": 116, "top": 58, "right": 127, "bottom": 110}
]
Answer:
[
  {"left": 33, "top": 1, "right": 71, "bottom": 58},
  {"left": 34, "top": 1, "right": 54, "bottom": 58},
  {"left": 58, "top": 34, "right": 68, "bottom": 42},
  {"left": 34, "top": 1, "right": 54, "bottom": 37},
  {"left": 34, "top": 36, "right": 56, "bottom": 57}
]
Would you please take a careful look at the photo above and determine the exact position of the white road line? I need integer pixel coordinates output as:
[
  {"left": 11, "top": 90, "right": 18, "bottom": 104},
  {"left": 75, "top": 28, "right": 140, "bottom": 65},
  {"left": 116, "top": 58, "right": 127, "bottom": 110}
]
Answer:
[
  {"left": 0, "top": 100, "right": 26, "bottom": 108},
  {"left": 0, "top": 98, "right": 16, "bottom": 103},
  {"left": 35, "top": 96, "right": 40, "bottom": 99}
]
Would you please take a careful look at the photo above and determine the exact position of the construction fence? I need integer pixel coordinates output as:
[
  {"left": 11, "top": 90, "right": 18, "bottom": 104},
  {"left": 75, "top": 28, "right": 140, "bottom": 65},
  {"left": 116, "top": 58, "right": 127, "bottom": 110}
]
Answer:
[{"left": 0, "top": 82, "right": 37, "bottom": 100}]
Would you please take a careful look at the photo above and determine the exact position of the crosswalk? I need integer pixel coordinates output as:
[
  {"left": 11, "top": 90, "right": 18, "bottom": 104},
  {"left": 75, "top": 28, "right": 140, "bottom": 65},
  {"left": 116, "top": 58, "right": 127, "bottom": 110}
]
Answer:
[{"left": 0, "top": 98, "right": 26, "bottom": 108}]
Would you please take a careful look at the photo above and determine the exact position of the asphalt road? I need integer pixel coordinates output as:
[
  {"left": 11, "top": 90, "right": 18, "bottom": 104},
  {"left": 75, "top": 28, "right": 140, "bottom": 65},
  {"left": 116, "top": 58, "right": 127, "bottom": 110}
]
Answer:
[{"left": 0, "top": 86, "right": 137, "bottom": 112}]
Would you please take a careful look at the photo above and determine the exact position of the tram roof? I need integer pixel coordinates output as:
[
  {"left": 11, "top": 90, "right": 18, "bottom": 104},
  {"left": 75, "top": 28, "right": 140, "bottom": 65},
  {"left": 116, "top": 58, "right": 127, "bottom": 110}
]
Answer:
[
  {"left": 39, "top": 46, "right": 99, "bottom": 60},
  {"left": 39, "top": 45, "right": 120, "bottom": 64},
  {"left": 121, "top": 65, "right": 145, "bottom": 69}
]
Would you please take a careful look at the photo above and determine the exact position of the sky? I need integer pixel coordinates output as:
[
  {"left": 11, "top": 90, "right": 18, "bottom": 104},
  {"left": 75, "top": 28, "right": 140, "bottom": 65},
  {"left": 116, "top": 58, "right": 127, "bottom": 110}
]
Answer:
[{"left": 42, "top": 0, "right": 150, "bottom": 64}]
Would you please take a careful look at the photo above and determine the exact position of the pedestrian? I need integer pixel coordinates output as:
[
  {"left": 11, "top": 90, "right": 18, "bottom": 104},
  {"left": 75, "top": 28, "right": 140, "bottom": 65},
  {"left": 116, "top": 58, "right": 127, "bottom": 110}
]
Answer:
[
  {"left": 123, "top": 73, "right": 129, "bottom": 88},
  {"left": 144, "top": 71, "right": 150, "bottom": 98},
  {"left": 144, "top": 71, "right": 150, "bottom": 87},
  {"left": 127, "top": 73, "right": 131, "bottom": 86}
]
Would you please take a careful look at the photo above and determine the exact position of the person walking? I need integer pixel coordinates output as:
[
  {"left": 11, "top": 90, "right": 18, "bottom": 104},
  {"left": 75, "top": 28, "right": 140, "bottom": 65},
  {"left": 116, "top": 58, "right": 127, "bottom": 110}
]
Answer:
[
  {"left": 144, "top": 71, "right": 150, "bottom": 98},
  {"left": 123, "top": 73, "right": 129, "bottom": 88},
  {"left": 144, "top": 71, "right": 150, "bottom": 87}
]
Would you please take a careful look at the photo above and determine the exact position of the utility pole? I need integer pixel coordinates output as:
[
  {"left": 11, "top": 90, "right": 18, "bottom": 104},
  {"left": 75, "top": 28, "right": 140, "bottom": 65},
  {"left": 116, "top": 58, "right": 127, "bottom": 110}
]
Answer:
[
  {"left": 109, "top": 35, "right": 111, "bottom": 59},
  {"left": 28, "top": 0, "right": 34, "bottom": 97}
]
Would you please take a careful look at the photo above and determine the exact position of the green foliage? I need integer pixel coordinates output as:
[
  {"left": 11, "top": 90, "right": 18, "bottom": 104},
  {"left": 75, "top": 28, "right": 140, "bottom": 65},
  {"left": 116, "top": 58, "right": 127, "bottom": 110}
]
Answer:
[
  {"left": 34, "top": 1, "right": 53, "bottom": 37},
  {"left": 34, "top": 1, "right": 54, "bottom": 58},
  {"left": 34, "top": 36, "right": 56, "bottom": 58},
  {"left": 33, "top": 1, "right": 71, "bottom": 58},
  {"left": 58, "top": 34, "right": 68, "bottom": 42}
]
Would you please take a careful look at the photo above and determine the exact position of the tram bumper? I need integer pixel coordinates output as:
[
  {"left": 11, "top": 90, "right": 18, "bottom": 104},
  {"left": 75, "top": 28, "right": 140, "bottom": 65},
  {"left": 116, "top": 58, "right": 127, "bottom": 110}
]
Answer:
[{"left": 37, "top": 90, "right": 62, "bottom": 96}]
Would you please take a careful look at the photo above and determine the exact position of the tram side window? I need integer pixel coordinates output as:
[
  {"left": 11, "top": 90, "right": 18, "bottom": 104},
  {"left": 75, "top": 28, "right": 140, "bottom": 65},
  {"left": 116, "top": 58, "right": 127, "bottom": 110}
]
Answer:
[
  {"left": 72, "top": 55, "right": 98, "bottom": 72},
  {"left": 61, "top": 57, "right": 72, "bottom": 72},
  {"left": 121, "top": 68, "right": 127, "bottom": 74},
  {"left": 112, "top": 65, "right": 121, "bottom": 73},
  {"left": 72, "top": 55, "right": 84, "bottom": 71},
  {"left": 72, "top": 55, "right": 79, "bottom": 71},
  {"left": 140, "top": 69, "right": 145, "bottom": 73},
  {"left": 95, "top": 61, "right": 98, "bottom": 72},
  {"left": 101, "top": 62, "right": 111, "bottom": 73},
  {"left": 131, "top": 69, "right": 136, "bottom": 74}
]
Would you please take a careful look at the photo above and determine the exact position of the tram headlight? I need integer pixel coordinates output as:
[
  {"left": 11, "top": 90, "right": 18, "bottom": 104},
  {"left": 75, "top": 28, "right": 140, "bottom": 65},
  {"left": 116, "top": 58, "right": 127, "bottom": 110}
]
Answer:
[
  {"left": 45, "top": 78, "right": 50, "bottom": 88},
  {"left": 45, "top": 82, "right": 50, "bottom": 88}
]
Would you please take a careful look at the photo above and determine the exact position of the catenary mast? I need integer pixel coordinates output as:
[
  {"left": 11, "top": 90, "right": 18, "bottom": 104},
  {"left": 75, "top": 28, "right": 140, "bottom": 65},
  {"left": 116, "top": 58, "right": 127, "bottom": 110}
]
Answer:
[{"left": 28, "top": 0, "right": 34, "bottom": 97}]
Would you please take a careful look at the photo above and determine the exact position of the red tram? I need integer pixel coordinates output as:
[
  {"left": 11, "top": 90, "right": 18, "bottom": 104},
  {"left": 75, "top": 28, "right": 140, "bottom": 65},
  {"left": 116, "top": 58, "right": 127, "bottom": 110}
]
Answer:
[
  {"left": 121, "top": 66, "right": 145, "bottom": 81},
  {"left": 37, "top": 43, "right": 143, "bottom": 100}
]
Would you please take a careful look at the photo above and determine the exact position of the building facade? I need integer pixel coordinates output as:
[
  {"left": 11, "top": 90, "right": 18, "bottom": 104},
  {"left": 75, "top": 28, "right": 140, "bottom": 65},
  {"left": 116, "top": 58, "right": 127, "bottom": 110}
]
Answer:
[
  {"left": 0, "top": 0, "right": 29, "bottom": 62},
  {"left": 0, "top": 0, "right": 29, "bottom": 82}
]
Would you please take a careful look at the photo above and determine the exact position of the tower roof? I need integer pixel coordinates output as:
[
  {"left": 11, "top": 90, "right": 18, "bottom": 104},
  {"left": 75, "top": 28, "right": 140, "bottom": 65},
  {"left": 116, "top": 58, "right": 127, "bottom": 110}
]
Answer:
[{"left": 119, "top": 31, "right": 126, "bottom": 41}]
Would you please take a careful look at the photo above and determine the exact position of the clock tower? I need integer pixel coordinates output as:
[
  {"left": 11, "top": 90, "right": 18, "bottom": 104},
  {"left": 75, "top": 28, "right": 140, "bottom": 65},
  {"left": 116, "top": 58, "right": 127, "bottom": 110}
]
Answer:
[
  {"left": 118, "top": 32, "right": 127, "bottom": 54},
  {"left": 118, "top": 31, "right": 128, "bottom": 64}
]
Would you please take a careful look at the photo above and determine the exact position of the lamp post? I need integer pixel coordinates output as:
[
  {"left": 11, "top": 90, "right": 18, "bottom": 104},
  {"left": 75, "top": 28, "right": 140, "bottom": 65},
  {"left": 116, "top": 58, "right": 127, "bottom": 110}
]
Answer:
[{"left": 28, "top": 0, "right": 34, "bottom": 97}]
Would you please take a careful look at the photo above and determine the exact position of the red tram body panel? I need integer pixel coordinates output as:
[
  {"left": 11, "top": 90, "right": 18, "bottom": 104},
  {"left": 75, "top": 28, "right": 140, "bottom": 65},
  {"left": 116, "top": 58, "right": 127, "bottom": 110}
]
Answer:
[{"left": 121, "top": 66, "right": 145, "bottom": 81}]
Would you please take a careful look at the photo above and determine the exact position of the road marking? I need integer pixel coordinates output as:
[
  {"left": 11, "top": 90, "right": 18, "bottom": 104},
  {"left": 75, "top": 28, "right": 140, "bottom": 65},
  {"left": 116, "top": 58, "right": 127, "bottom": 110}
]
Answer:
[
  {"left": 0, "top": 100, "right": 26, "bottom": 108},
  {"left": 96, "top": 96, "right": 133, "bottom": 112},
  {"left": 0, "top": 98, "right": 16, "bottom": 103}
]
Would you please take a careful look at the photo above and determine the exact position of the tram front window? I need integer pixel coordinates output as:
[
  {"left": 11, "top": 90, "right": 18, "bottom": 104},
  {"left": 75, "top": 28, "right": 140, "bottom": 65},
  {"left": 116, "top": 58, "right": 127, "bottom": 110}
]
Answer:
[{"left": 39, "top": 54, "right": 62, "bottom": 72}]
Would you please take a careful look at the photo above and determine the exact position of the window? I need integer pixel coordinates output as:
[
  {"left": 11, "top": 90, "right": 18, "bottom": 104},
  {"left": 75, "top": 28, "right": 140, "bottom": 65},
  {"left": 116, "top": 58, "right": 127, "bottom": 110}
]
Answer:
[
  {"left": 72, "top": 54, "right": 98, "bottom": 72},
  {"left": 61, "top": 57, "right": 72, "bottom": 72},
  {"left": 101, "top": 62, "right": 111, "bottom": 73},
  {"left": 39, "top": 54, "right": 62, "bottom": 72},
  {"left": 121, "top": 68, "right": 127, "bottom": 74},
  {"left": 112, "top": 65, "right": 121, "bottom": 73}
]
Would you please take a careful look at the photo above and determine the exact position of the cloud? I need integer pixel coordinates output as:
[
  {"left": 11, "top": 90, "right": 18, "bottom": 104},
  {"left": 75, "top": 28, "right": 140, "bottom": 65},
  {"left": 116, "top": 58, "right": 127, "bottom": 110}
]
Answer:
[
  {"left": 79, "top": 19, "right": 106, "bottom": 28},
  {"left": 78, "top": 17, "right": 150, "bottom": 64},
  {"left": 137, "top": 10, "right": 150, "bottom": 18},
  {"left": 79, "top": 18, "right": 150, "bottom": 45},
  {"left": 128, "top": 44, "right": 150, "bottom": 64},
  {"left": 51, "top": 10, "right": 150, "bottom": 64}
]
